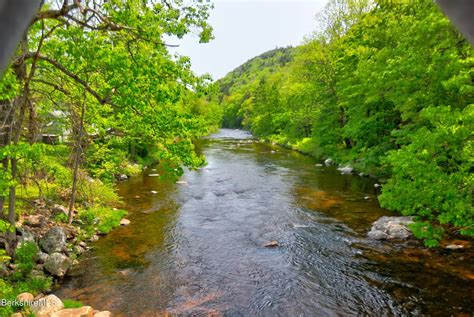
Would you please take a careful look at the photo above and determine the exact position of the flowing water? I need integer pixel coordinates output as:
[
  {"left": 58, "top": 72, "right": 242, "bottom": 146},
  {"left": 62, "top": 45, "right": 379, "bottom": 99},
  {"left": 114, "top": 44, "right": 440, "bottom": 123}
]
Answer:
[{"left": 57, "top": 129, "right": 474, "bottom": 316}]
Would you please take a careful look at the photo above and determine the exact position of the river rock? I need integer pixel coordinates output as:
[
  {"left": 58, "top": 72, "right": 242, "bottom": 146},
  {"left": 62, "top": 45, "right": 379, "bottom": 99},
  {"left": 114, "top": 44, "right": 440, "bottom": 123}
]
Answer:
[
  {"left": 368, "top": 216, "right": 414, "bottom": 240},
  {"left": 148, "top": 173, "right": 160, "bottom": 177},
  {"left": 120, "top": 218, "right": 130, "bottom": 226},
  {"left": 35, "top": 251, "right": 49, "bottom": 264},
  {"left": 264, "top": 240, "right": 279, "bottom": 247},
  {"left": 315, "top": 164, "right": 323, "bottom": 167},
  {"left": 31, "top": 294, "right": 64, "bottom": 317},
  {"left": 24, "top": 214, "right": 45, "bottom": 227},
  {"left": 337, "top": 165, "right": 353, "bottom": 174},
  {"left": 51, "top": 306, "right": 94, "bottom": 317},
  {"left": 16, "top": 292, "right": 34, "bottom": 302},
  {"left": 117, "top": 174, "right": 128, "bottom": 181},
  {"left": 40, "top": 227, "right": 67, "bottom": 254},
  {"left": 74, "top": 245, "right": 85, "bottom": 255},
  {"left": 324, "top": 158, "right": 334, "bottom": 166},
  {"left": 17, "top": 228, "right": 36, "bottom": 245},
  {"left": 44, "top": 253, "right": 71, "bottom": 277},
  {"left": 52, "top": 204, "right": 69, "bottom": 216},
  {"left": 94, "top": 311, "right": 112, "bottom": 317}
]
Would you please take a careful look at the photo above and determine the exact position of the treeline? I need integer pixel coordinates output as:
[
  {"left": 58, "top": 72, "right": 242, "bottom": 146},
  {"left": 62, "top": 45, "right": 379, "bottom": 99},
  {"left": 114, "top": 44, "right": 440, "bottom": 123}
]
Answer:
[
  {"left": 0, "top": 0, "right": 221, "bottom": 257},
  {"left": 218, "top": 0, "right": 473, "bottom": 246}
]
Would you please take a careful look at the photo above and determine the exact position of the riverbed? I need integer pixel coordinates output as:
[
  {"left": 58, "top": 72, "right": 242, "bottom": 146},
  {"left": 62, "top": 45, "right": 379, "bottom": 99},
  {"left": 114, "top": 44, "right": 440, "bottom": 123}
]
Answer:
[{"left": 57, "top": 129, "right": 473, "bottom": 316}]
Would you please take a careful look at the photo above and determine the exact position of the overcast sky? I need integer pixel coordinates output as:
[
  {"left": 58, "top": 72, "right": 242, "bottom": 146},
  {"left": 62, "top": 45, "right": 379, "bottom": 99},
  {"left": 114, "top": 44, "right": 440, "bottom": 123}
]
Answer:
[{"left": 169, "top": 0, "right": 328, "bottom": 80}]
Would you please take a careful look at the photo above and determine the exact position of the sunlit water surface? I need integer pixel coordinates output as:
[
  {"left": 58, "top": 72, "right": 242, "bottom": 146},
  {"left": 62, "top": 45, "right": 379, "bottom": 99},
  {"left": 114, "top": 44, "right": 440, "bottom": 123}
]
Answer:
[{"left": 57, "top": 129, "right": 474, "bottom": 316}]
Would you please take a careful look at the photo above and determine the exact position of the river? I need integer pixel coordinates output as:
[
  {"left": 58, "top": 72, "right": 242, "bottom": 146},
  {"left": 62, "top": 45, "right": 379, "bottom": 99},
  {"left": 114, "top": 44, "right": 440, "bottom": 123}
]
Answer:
[{"left": 57, "top": 129, "right": 474, "bottom": 316}]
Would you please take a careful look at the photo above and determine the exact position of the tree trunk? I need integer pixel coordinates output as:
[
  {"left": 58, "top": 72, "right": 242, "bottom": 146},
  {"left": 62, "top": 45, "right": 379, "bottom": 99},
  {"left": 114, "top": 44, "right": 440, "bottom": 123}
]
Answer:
[{"left": 68, "top": 98, "right": 86, "bottom": 225}]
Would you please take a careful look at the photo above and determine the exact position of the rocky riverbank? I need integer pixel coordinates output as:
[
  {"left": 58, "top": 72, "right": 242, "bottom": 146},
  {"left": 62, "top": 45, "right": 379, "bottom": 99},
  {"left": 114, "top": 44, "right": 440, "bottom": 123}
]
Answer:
[{"left": 2, "top": 201, "right": 130, "bottom": 317}]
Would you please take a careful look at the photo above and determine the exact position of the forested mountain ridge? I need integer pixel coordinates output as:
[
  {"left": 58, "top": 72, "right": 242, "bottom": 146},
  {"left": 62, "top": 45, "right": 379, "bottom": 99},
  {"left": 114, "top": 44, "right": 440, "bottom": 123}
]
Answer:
[
  {"left": 218, "top": 46, "right": 294, "bottom": 128},
  {"left": 218, "top": 46, "right": 294, "bottom": 96},
  {"left": 217, "top": 0, "right": 474, "bottom": 246}
]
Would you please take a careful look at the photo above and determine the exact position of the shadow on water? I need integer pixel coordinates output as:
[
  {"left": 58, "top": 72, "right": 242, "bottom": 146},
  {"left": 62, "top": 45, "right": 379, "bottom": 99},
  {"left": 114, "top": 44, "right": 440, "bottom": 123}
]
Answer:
[{"left": 57, "top": 129, "right": 474, "bottom": 316}]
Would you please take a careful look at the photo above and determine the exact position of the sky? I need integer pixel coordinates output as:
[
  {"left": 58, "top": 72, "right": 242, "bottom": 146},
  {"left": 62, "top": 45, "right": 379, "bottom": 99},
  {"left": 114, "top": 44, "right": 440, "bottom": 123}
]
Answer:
[{"left": 168, "top": 0, "right": 328, "bottom": 80}]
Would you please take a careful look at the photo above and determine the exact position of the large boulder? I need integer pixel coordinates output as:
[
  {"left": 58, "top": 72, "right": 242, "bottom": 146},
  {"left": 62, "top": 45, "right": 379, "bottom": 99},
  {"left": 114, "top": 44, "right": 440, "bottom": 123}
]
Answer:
[
  {"left": 44, "top": 253, "right": 71, "bottom": 277},
  {"left": 31, "top": 294, "right": 64, "bottom": 317},
  {"left": 40, "top": 227, "right": 67, "bottom": 254},
  {"left": 368, "top": 216, "right": 414, "bottom": 240}
]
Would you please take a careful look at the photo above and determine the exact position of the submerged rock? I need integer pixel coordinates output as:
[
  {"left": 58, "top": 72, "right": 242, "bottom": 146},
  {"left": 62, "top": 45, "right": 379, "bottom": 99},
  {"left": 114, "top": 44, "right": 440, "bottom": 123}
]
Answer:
[
  {"left": 264, "top": 240, "right": 279, "bottom": 247},
  {"left": 368, "top": 216, "right": 414, "bottom": 240},
  {"left": 40, "top": 227, "right": 67, "bottom": 254},
  {"left": 44, "top": 253, "right": 71, "bottom": 277}
]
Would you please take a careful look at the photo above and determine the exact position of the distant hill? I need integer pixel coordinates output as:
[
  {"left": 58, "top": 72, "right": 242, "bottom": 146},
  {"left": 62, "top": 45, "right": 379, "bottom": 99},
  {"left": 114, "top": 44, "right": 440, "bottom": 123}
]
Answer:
[{"left": 217, "top": 46, "right": 295, "bottom": 96}]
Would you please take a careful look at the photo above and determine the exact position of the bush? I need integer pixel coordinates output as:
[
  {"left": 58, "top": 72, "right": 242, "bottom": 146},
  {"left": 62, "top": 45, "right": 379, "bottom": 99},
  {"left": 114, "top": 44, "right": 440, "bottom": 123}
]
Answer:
[
  {"left": 13, "top": 242, "right": 38, "bottom": 278},
  {"left": 78, "top": 207, "right": 127, "bottom": 235},
  {"left": 63, "top": 299, "right": 83, "bottom": 308}
]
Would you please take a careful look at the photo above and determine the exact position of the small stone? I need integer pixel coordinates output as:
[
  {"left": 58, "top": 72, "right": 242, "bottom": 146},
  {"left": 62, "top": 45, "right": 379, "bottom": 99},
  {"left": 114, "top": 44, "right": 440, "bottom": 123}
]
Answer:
[
  {"left": 16, "top": 292, "right": 34, "bottom": 302},
  {"left": 324, "top": 158, "right": 334, "bottom": 166},
  {"left": 150, "top": 190, "right": 158, "bottom": 194},
  {"left": 120, "top": 218, "right": 131, "bottom": 226},
  {"left": 176, "top": 181, "right": 187, "bottom": 185},
  {"left": 35, "top": 251, "right": 49, "bottom": 264},
  {"left": 89, "top": 235, "right": 99, "bottom": 242},
  {"left": 337, "top": 165, "right": 353, "bottom": 174},
  {"left": 94, "top": 311, "right": 112, "bottom": 317},
  {"left": 374, "top": 183, "right": 381, "bottom": 189},
  {"left": 31, "top": 294, "right": 64, "bottom": 317},
  {"left": 148, "top": 173, "right": 160, "bottom": 177},
  {"left": 446, "top": 244, "right": 464, "bottom": 250},
  {"left": 79, "top": 241, "right": 87, "bottom": 247},
  {"left": 264, "top": 240, "right": 279, "bottom": 247},
  {"left": 117, "top": 174, "right": 128, "bottom": 181},
  {"left": 52, "top": 204, "right": 69, "bottom": 216},
  {"left": 51, "top": 306, "right": 94, "bottom": 317},
  {"left": 17, "top": 228, "right": 36, "bottom": 245},
  {"left": 359, "top": 172, "right": 364, "bottom": 177},
  {"left": 74, "top": 245, "right": 85, "bottom": 255},
  {"left": 364, "top": 196, "right": 370, "bottom": 200},
  {"left": 315, "top": 164, "right": 323, "bottom": 167},
  {"left": 23, "top": 215, "right": 45, "bottom": 227}
]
